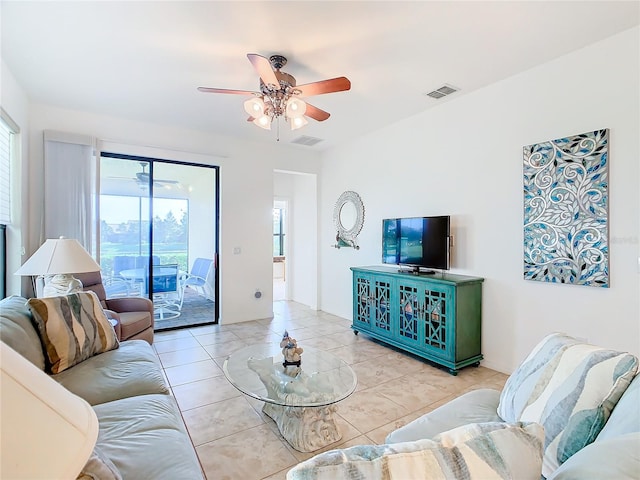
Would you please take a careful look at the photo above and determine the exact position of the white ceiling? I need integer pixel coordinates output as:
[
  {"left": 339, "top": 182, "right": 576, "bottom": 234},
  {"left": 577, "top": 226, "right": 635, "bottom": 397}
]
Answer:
[{"left": 2, "top": 1, "right": 639, "bottom": 151}]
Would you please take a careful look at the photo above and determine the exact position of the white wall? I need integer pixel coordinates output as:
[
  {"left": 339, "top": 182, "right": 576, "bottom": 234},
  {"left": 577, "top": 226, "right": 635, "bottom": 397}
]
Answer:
[
  {"left": 290, "top": 173, "right": 318, "bottom": 309},
  {"left": 319, "top": 27, "right": 640, "bottom": 373},
  {"left": 19, "top": 103, "right": 321, "bottom": 323}
]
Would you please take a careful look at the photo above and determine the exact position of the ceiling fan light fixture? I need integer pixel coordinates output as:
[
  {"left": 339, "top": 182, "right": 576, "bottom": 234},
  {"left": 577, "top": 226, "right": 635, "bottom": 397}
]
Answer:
[
  {"left": 243, "top": 97, "right": 265, "bottom": 117},
  {"left": 198, "top": 53, "right": 350, "bottom": 138},
  {"left": 290, "top": 116, "right": 308, "bottom": 131},
  {"left": 286, "top": 97, "right": 306, "bottom": 118},
  {"left": 253, "top": 115, "right": 272, "bottom": 130}
]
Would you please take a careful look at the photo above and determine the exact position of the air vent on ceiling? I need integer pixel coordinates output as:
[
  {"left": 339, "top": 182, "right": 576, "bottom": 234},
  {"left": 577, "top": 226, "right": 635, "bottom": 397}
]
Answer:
[
  {"left": 424, "top": 84, "right": 459, "bottom": 99},
  {"left": 291, "top": 135, "right": 324, "bottom": 147}
]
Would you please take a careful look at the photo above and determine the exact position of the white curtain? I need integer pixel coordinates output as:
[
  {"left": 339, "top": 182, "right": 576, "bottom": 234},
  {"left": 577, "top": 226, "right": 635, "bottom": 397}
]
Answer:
[{"left": 43, "top": 131, "right": 97, "bottom": 254}]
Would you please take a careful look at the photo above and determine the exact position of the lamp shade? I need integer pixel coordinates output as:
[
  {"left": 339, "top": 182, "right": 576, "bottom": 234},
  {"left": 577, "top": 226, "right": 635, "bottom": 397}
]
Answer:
[
  {"left": 290, "top": 116, "right": 309, "bottom": 131},
  {"left": 253, "top": 115, "right": 272, "bottom": 130},
  {"left": 243, "top": 97, "right": 265, "bottom": 117},
  {"left": 0, "top": 343, "right": 99, "bottom": 478},
  {"left": 285, "top": 97, "right": 306, "bottom": 118},
  {"left": 15, "top": 237, "right": 100, "bottom": 276}
]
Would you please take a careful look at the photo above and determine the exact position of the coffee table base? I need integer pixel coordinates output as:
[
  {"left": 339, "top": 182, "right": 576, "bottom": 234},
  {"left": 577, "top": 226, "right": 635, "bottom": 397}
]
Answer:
[{"left": 262, "top": 402, "right": 342, "bottom": 452}]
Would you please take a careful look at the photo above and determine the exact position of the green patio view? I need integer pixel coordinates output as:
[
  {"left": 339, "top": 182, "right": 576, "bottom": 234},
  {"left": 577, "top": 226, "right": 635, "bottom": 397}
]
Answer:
[{"left": 99, "top": 195, "right": 189, "bottom": 275}]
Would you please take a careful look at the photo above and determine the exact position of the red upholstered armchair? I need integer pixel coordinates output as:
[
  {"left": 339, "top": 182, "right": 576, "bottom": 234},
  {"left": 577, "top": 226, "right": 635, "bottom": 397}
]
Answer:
[{"left": 75, "top": 271, "right": 155, "bottom": 344}]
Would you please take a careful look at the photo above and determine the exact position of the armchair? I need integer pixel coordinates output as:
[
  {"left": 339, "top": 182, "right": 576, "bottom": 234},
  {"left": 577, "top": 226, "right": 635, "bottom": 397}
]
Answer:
[{"left": 75, "top": 272, "right": 155, "bottom": 344}]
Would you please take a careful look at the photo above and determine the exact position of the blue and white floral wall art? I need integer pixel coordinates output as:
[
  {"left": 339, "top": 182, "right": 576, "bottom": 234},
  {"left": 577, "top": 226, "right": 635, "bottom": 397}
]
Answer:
[{"left": 523, "top": 129, "right": 609, "bottom": 287}]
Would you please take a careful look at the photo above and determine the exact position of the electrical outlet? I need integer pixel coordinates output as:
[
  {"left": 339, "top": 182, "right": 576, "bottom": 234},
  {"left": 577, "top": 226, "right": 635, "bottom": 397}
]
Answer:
[{"left": 233, "top": 247, "right": 241, "bottom": 255}]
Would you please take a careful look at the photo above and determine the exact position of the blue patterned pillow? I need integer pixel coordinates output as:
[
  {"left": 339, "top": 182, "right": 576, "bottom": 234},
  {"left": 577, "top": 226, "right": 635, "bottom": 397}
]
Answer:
[
  {"left": 287, "top": 422, "right": 544, "bottom": 480},
  {"left": 497, "top": 333, "right": 638, "bottom": 478}
]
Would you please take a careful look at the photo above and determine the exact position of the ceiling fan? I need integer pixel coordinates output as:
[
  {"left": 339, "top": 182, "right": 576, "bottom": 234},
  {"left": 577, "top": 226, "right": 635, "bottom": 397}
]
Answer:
[
  {"left": 107, "top": 162, "right": 180, "bottom": 189},
  {"left": 134, "top": 163, "right": 179, "bottom": 188},
  {"left": 198, "top": 53, "right": 351, "bottom": 133}
]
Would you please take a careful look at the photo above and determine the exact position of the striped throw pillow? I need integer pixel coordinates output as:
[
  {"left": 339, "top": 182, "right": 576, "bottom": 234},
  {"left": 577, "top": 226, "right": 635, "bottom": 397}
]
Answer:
[
  {"left": 287, "top": 422, "right": 544, "bottom": 480},
  {"left": 497, "top": 333, "right": 638, "bottom": 478},
  {"left": 28, "top": 291, "right": 119, "bottom": 374}
]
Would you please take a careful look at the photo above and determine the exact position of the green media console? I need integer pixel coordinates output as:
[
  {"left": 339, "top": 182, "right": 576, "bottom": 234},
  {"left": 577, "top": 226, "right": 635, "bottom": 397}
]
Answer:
[{"left": 351, "top": 266, "right": 484, "bottom": 375}]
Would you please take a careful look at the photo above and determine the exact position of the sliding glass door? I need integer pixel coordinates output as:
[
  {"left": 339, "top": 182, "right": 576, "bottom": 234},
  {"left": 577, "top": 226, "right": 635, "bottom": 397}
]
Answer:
[{"left": 99, "top": 154, "right": 218, "bottom": 329}]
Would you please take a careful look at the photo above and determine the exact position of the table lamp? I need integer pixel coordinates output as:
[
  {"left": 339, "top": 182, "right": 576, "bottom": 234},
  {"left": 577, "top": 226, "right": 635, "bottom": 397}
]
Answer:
[
  {"left": 15, "top": 236, "right": 100, "bottom": 297},
  {"left": 0, "top": 342, "right": 99, "bottom": 478}
]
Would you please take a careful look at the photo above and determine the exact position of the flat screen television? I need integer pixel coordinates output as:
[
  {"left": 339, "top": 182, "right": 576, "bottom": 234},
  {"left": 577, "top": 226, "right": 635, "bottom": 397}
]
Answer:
[{"left": 382, "top": 216, "right": 450, "bottom": 273}]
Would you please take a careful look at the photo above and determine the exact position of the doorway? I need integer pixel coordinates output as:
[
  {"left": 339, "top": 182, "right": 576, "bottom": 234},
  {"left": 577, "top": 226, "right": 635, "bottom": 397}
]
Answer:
[
  {"left": 98, "top": 153, "right": 219, "bottom": 329},
  {"left": 273, "top": 200, "right": 288, "bottom": 301}
]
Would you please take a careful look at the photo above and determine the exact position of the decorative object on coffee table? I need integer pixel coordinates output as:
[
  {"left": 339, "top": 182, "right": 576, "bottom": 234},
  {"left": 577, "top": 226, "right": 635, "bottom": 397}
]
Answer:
[
  {"left": 280, "top": 330, "right": 303, "bottom": 369},
  {"left": 523, "top": 129, "right": 609, "bottom": 287}
]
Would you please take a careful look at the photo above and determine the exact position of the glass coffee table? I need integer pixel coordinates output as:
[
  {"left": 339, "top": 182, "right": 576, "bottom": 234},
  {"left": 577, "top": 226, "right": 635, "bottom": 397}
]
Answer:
[{"left": 223, "top": 344, "right": 357, "bottom": 452}]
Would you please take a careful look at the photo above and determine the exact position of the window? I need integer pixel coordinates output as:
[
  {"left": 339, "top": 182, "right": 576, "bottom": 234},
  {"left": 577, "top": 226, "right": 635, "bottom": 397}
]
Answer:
[
  {"left": 99, "top": 194, "right": 189, "bottom": 274},
  {"left": 0, "top": 110, "right": 18, "bottom": 298},
  {"left": 0, "top": 117, "right": 13, "bottom": 225},
  {"left": 273, "top": 207, "right": 286, "bottom": 257}
]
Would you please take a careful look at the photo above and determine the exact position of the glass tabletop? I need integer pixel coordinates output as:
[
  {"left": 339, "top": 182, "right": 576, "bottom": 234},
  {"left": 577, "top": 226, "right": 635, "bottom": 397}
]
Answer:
[{"left": 223, "top": 344, "right": 357, "bottom": 408}]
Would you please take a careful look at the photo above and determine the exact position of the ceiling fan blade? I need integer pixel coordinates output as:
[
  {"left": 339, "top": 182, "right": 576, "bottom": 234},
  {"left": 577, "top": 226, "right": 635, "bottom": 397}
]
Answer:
[
  {"left": 155, "top": 179, "right": 180, "bottom": 185},
  {"left": 304, "top": 103, "right": 331, "bottom": 122},
  {"left": 295, "top": 77, "right": 351, "bottom": 97},
  {"left": 247, "top": 53, "right": 280, "bottom": 89},
  {"left": 197, "top": 87, "right": 256, "bottom": 95}
]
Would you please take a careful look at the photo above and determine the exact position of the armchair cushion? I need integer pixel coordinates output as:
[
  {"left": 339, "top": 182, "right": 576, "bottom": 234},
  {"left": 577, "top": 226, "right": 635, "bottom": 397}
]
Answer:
[
  {"left": 104, "top": 295, "right": 154, "bottom": 343},
  {"left": 497, "top": 333, "right": 638, "bottom": 478},
  {"left": 27, "top": 292, "right": 119, "bottom": 374}
]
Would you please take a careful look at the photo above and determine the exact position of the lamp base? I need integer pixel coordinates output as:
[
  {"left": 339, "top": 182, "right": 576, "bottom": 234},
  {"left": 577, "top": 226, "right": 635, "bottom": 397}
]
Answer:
[{"left": 42, "top": 274, "right": 84, "bottom": 297}]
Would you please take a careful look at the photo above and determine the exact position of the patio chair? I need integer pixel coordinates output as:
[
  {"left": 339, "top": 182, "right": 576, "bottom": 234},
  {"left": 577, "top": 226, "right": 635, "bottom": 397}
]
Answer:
[
  {"left": 151, "top": 264, "right": 183, "bottom": 321},
  {"left": 183, "top": 258, "right": 214, "bottom": 301},
  {"left": 112, "top": 255, "right": 136, "bottom": 277}
]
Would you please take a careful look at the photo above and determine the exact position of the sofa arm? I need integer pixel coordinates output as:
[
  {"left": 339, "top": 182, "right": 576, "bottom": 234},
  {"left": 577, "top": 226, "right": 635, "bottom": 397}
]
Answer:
[
  {"left": 105, "top": 297, "right": 154, "bottom": 316},
  {"left": 385, "top": 388, "right": 503, "bottom": 444}
]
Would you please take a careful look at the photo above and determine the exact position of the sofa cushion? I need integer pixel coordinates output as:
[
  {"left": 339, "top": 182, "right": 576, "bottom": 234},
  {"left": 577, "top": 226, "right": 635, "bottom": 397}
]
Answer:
[
  {"left": 497, "top": 333, "right": 638, "bottom": 478},
  {"left": 93, "top": 394, "right": 204, "bottom": 480},
  {"left": 288, "top": 422, "right": 543, "bottom": 480},
  {"left": 28, "top": 292, "right": 119, "bottom": 373},
  {"left": 547, "top": 432, "right": 640, "bottom": 480},
  {"left": 77, "top": 446, "right": 122, "bottom": 480},
  {"left": 0, "top": 296, "right": 46, "bottom": 370},
  {"left": 386, "top": 388, "right": 503, "bottom": 444},
  {"left": 53, "top": 340, "right": 169, "bottom": 405},
  {"left": 595, "top": 373, "right": 640, "bottom": 441}
]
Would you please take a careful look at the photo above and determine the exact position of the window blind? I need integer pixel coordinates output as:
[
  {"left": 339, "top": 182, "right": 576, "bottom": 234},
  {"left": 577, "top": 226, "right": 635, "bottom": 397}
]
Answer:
[{"left": 0, "top": 118, "right": 13, "bottom": 225}]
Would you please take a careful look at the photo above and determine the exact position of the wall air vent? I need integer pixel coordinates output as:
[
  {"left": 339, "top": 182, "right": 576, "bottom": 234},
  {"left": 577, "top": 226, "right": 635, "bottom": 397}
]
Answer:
[
  {"left": 424, "top": 84, "right": 459, "bottom": 99},
  {"left": 291, "top": 135, "right": 324, "bottom": 147}
]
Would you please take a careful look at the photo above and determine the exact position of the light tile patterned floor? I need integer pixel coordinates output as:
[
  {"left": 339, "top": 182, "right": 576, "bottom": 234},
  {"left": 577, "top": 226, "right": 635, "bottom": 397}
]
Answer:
[{"left": 152, "top": 301, "right": 508, "bottom": 480}]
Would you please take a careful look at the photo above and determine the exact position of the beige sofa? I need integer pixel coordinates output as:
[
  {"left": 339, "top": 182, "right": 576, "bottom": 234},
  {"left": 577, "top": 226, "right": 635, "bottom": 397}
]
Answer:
[{"left": 0, "top": 295, "right": 203, "bottom": 479}]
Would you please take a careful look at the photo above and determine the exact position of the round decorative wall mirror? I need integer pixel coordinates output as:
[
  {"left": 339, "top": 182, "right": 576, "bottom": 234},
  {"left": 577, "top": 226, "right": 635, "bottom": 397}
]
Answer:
[{"left": 333, "top": 191, "right": 365, "bottom": 249}]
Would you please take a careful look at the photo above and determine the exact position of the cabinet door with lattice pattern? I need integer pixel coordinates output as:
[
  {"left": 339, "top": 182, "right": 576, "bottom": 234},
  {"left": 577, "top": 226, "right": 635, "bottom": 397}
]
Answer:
[
  {"left": 353, "top": 274, "right": 372, "bottom": 330},
  {"left": 396, "top": 282, "right": 423, "bottom": 350},
  {"left": 370, "top": 278, "right": 392, "bottom": 338},
  {"left": 419, "top": 283, "right": 455, "bottom": 360}
]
